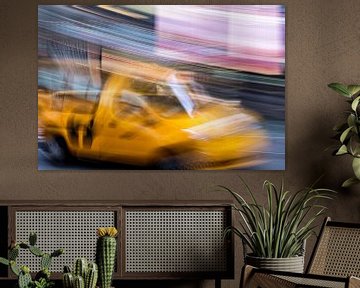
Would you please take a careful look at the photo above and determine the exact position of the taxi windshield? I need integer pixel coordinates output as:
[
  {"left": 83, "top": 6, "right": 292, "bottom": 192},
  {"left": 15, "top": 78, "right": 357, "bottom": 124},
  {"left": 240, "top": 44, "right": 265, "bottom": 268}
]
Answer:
[
  {"left": 126, "top": 74, "right": 207, "bottom": 118},
  {"left": 167, "top": 74, "right": 195, "bottom": 117}
]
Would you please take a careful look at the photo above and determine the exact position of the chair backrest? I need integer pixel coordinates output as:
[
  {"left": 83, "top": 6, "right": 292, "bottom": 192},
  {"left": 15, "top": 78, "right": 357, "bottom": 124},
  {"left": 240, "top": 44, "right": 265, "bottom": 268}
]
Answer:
[{"left": 307, "top": 217, "right": 360, "bottom": 277}]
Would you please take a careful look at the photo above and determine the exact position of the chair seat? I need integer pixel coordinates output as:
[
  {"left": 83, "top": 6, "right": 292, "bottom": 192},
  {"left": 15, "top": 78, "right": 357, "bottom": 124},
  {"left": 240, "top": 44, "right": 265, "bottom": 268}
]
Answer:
[
  {"left": 277, "top": 274, "right": 346, "bottom": 288},
  {"left": 241, "top": 218, "right": 360, "bottom": 288},
  {"left": 243, "top": 266, "right": 360, "bottom": 288}
]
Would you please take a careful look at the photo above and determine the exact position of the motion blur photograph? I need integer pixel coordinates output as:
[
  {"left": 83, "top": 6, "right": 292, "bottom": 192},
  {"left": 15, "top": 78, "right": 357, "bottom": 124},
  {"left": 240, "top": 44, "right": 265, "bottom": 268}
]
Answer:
[{"left": 38, "top": 5, "right": 285, "bottom": 170}]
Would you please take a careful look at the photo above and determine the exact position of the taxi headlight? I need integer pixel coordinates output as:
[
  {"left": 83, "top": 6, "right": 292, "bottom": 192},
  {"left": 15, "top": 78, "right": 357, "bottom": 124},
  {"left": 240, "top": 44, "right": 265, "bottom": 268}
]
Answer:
[{"left": 182, "top": 128, "right": 209, "bottom": 141}]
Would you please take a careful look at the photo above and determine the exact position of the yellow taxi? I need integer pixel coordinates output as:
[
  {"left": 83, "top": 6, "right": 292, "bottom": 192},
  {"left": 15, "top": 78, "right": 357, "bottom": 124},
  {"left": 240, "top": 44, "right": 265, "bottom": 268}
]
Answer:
[{"left": 39, "top": 60, "right": 268, "bottom": 169}]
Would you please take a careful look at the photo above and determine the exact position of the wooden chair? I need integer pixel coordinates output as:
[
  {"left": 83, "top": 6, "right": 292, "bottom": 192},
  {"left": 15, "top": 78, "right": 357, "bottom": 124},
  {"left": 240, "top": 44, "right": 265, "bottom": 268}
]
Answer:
[{"left": 241, "top": 217, "right": 360, "bottom": 288}]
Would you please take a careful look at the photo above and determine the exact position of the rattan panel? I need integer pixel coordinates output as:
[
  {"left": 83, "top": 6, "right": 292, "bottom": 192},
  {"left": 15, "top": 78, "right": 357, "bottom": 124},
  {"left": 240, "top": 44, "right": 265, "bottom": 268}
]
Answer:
[
  {"left": 310, "top": 226, "right": 360, "bottom": 277},
  {"left": 15, "top": 211, "right": 115, "bottom": 272},
  {"left": 249, "top": 273, "right": 297, "bottom": 288},
  {"left": 277, "top": 275, "right": 345, "bottom": 288},
  {"left": 125, "top": 210, "right": 227, "bottom": 273}
]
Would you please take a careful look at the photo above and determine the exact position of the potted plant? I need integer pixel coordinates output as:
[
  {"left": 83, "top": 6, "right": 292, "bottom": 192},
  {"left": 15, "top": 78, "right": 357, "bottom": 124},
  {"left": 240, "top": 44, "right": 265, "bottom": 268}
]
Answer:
[
  {"left": 96, "top": 227, "right": 118, "bottom": 288},
  {"left": 0, "top": 232, "right": 64, "bottom": 288},
  {"left": 328, "top": 83, "right": 360, "bottom": 187},
  {"left": 62, "top": 258, "right": 98, "bottom": 288},
  {"left": 61, "top": 227, "right": 118, "bottom": 288},
  {"left": 222, "top": 179, "right": 334, "bottom": 273}
]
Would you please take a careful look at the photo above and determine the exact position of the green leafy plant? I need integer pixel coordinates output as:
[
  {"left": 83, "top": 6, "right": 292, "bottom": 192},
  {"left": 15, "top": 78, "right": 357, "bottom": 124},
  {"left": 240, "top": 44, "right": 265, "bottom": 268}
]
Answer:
[
  {"left": 0, "top": 232, "right": 63, "bottom": 288},
  {"left": 328, "top": 83, "right": 360, "bottom": 187},
  {"left": 33, "top": 278, "right": 54, "bottom": 288},
  {"left": 222, "top": 179, "right": 335, "bottom": 258}
]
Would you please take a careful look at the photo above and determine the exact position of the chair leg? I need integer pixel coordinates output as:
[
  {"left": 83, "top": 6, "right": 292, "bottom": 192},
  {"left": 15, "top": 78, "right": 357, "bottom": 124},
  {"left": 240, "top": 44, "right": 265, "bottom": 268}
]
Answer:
[
  {"left": 215, "top": 278, "right": 221, "bottom": 288},
  {"left": 240, "top": 265, "right": 255, "bottom": 288},
  {"left": 240, "top": 265, "right": 296, "bottom": 288}
]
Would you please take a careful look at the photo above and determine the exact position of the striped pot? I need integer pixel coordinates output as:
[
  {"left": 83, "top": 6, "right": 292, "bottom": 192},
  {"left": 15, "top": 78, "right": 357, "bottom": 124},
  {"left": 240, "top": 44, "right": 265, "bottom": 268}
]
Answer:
[{"left": 245, "top": 254, "right": 305, "bottom": 273}]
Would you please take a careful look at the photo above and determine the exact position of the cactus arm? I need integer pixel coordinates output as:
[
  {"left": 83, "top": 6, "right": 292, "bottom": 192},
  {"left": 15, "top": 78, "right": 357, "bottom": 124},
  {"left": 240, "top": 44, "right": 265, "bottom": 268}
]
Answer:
[
  {"left": 85, "top": 263, "right": 98, "bottom": 288},
  {"left": 51, "top": 248, "right": 64, "bottom": 258},
  {"left": 73, "top": 275, "right": 85, "bottom": 288},
  {"left": 64, "top": 265, "right": 72, "bottom": 273},
  {"left": 63, "top": 272, "right": 74, "bottom": 288},
  {"left": 29, "top": 232, "right": 37, "bottom": 246},
  {"left": 18, "top": 270, "right": 32, "bottom": 288},
  {"left": 88, "top": 262, "right": 98, "bottom": 271},
  {"left": 8, "top": 246, "right": 19, "bottom": 260},
  {"left": 29, "top": 246, "right": 44, "bottom": 257},
  {"left": 74, "top": 258, "right": 88, "bottom": 279},
  {"left": 10, "top": 260, "right": 20, "bottom": 276},
  {"left": 41, "top": 253, "right": 52, "bottom": 270},
  {"left": 19, "top": 242, "right": 30, "bottom": 249}
]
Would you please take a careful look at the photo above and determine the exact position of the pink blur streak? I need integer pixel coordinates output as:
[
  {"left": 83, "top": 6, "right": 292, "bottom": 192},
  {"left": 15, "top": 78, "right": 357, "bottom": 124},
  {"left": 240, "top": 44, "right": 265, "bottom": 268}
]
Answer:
[{"left": 155, "top": 5, "right": 285, "bottom": 75}]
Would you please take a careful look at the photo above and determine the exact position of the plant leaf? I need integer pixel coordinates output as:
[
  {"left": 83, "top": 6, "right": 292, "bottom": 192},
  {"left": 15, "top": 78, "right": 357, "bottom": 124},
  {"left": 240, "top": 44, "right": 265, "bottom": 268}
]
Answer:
[
  {"left": 340, "top": 127, "right": 353, "bottom": 143},
  {"left": 350, "top": 136, "right": 360, "bottom": 156},
  {"left": 347, "top": 85, "right": 360, "bottom": 97},
  {"left": 336, "top": 145, "right": 348, "bottom": 155},
  {"left": 342, "top": 177, "right": 360, "bottom": 187},
  {"left": 351, "top": 96, "right": 360, "bottom": 111},
  {"left": 222, "top": 179, "right": 335, "bottom": 258},
  {"left": 328, "top": 83, "right": 350, "bottom": 97},
  {"left": 333, "top": 122, "right": 348, "bottom": 132},
  {"left": 347, "top": 114, "right": 356, "bottom": 128},
  {"left": 352, "top": 157, "right": 360, "bottom": 179},
  {"left": 29, "top": 232, "right": 37, "bottom": 246},
  {"left": 239, "top": 176, "right": 259, "bottom": 206}
]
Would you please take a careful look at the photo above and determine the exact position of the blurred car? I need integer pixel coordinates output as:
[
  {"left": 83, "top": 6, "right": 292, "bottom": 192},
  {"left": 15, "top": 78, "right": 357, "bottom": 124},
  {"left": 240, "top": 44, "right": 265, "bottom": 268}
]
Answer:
[{"left": 38, "top": 60, "right": 268, "bottom": 169}]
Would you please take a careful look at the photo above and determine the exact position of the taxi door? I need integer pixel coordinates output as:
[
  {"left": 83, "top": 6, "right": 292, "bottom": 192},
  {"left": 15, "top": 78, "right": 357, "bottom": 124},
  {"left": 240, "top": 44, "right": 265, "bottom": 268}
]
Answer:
[{"left": 94, "top": 88, "right": 159, "bottom": 166}]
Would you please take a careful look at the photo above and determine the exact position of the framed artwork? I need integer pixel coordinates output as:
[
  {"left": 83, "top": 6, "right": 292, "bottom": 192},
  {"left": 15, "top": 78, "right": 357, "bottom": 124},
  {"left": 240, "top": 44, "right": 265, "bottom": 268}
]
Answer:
[{"left": 38, "top": 5, "right": 285, "bottom": 170}]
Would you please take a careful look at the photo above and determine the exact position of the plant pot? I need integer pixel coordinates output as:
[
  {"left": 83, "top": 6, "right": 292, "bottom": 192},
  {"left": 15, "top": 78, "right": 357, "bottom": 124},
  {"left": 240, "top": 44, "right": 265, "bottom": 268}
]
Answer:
[{"left": 245, "top": 254, "right": 305, "bottom": 273}]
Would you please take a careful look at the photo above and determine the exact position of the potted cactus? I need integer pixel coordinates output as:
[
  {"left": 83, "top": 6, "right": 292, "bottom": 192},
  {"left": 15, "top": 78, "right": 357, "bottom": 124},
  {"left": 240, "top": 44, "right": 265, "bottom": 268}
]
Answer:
[
  {"left": 62, "top": 258, "right": 98, "bottom": 288},
  {"left": 0, "top": 232, "right": 64, "bottom": 288},
  {"left": 96, "top": 227, "right": 118, "bottom": 288}
]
